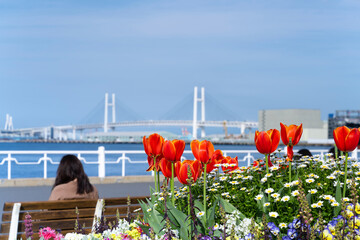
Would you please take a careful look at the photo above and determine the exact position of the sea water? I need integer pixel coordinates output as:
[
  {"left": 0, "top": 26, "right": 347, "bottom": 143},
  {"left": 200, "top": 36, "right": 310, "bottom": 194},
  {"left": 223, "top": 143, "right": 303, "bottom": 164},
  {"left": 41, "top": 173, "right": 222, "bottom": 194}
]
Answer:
[{"left": 0, "top": 142, "right": 331, "bottom": 179}]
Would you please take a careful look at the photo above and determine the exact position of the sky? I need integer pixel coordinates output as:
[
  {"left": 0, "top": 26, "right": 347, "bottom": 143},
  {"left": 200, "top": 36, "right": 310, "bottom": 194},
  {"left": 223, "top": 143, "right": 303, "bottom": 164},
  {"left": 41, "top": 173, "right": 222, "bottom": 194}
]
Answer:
[{"left": 1, "top": 0, "right": 360, "bottom": 129}]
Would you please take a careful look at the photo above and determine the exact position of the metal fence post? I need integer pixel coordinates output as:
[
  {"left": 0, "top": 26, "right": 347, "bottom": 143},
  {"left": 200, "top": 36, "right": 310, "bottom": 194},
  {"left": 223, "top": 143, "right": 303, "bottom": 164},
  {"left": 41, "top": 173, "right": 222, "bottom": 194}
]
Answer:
[
  {"left": 247, "top": 153, "right": 251, "bottom": 166},
  {"left": 7, "top": 153, "right": 11, "bottom": 180},
  {"left": 98, "top": 146, "right": 105, "bottom": 178},
  {"left": 122, "top": 153, "right": 126, "bottom": 177},
  {"left": 352, "top": 147, "right": 358, "bottom": 160},
  {"left": 43, "top": 153, "right": 48, "bottom": 179}
]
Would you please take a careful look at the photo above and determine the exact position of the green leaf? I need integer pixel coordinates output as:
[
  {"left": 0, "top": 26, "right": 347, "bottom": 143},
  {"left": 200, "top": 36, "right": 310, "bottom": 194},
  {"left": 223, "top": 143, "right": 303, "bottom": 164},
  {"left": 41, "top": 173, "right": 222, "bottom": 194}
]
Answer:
[
  {"left": 218, "top": 198, "right": 246, "bottom": 219},
  {"left": 206, "top": 198, "right": 220, "bottom": 229},
  {"left": 138, "top": 200, "right": 164, "bottom": 235},
  {"left": 306, "top": 193, "right": 311, "bottom": 206},
  {"left": 334, "top": 180, "right": 342, "bottom": 216},
  {"left": 168, "top": 205, "right": 190, "bottom": 240}
]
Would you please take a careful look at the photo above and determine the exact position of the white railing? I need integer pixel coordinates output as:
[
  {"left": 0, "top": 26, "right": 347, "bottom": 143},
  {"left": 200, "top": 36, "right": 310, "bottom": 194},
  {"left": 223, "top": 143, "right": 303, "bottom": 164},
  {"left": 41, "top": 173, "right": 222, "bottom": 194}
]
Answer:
[{"left": 0, "top": 147, "right": 358, "bottom": 180}]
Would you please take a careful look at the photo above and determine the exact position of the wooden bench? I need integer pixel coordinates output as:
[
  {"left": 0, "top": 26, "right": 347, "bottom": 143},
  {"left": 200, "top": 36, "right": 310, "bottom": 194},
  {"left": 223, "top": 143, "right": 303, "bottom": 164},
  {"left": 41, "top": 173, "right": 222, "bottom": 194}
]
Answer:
[{"left": 0, "top": 196, "right": 148, "bottom": 240}]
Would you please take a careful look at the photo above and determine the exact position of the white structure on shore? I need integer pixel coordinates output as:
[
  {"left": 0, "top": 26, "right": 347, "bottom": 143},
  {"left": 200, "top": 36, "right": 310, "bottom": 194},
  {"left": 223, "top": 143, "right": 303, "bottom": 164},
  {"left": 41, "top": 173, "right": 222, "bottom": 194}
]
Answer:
[{"left": 258, "top": 109, "right": 330, "bottom": 143}]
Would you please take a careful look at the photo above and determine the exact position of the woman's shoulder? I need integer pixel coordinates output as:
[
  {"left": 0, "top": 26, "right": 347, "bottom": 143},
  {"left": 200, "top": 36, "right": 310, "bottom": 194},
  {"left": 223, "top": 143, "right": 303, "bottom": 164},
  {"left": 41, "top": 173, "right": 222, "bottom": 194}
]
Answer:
[
  {"left": 49, "top": 181, "right": 98, "bottom": 201},
  {"left": 49, "top": 180, "right": 78, "bottom": 200}
]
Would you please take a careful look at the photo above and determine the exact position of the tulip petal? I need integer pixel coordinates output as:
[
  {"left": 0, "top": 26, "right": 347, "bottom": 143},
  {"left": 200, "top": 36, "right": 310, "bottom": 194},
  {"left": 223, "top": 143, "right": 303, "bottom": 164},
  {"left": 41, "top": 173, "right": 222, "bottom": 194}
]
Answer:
[
  {"left": 333, "top": 126, "right": 349, "bottom": 152},
  {"left": 173, "top": 139, "right": 185, "bottom": 162},
  {"left": 199, "top": 140, "right": 213, "bottom": 164},
  {"left": 293, "top": 124, "right": 303, "bottom": 145},
  {"left": 146, "top": 156, "right": 154, "bottom": 172},
  {"left": 345, "top": 128, "right": 360, "bottom": 152},
  {"left": 143, "top": 136, "right": 150, "bottom": 156},
  {"left": 163, "top": 140, "right": 176, "bottom": 162},
  {"left": 159, "top": 158, "right": 173, "bottom": 178},
  {"left": 255, "top": 131, "right": 272, "bottom": 154},
  {"left": 149, "top": 133, "right": 163, "bottom": 156},
  {"left": 191, "top": 140, "right": 200, "bottom": 161},
  {"left": 269, "top": 129, "right": 280, "bottom": 153},
  {"left": 280, "top": 122, "right": 289, "bottom": 145}
]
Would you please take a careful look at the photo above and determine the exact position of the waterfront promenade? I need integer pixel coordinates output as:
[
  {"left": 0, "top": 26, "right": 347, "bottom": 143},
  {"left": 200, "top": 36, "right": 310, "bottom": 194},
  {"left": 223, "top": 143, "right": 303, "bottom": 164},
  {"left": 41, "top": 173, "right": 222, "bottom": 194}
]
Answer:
[{"left": 0, "top": 176, "right": 170, "bottom": 218}]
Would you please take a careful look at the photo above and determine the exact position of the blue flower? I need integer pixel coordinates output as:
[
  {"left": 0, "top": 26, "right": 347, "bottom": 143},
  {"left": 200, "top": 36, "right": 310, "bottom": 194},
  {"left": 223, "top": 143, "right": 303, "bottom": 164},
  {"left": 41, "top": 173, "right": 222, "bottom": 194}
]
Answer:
[
  {"left": 270, "top": 226, "right": 280, "bottom": 236},
  {"left": 267, "top": 222, "right": 276, "bottom": 230},
  {"left": 282, "top": 236, "right": 291, "bottom": 240},
  {"left": 287, "top": 228, "right": 298, "bottom": 239},
  {"left": 244, "top": 233, "right": 254, "bottom": 240},
  {"left": 291, "top": 219, "right": 301, "bottom": 229}
]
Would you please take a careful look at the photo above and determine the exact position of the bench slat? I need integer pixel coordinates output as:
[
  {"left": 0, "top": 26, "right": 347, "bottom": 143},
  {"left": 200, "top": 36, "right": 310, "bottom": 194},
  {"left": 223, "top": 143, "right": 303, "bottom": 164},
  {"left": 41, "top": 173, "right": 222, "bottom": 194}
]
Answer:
[
  {"left": 3, "top": 200, "right": 98, "bottom": 211},
  {"left": 1, "top": 217, "right": 94, "bottom": 233},
  {"left": 2, "top": 208, "right": 96, "bottom": 222}
]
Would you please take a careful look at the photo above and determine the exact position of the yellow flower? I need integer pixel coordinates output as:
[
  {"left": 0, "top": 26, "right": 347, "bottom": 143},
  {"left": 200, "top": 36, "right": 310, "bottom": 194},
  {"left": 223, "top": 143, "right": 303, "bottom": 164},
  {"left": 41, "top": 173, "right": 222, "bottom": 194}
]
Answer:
[
  {"left": 126, "top": 229, "right": 141, "bottom": 239},
  {"left": 226, "top": 237, "right": 239, "bottom": 240},
  {"left": 92, "top": 233, "right": 102, "bottom": 239}
]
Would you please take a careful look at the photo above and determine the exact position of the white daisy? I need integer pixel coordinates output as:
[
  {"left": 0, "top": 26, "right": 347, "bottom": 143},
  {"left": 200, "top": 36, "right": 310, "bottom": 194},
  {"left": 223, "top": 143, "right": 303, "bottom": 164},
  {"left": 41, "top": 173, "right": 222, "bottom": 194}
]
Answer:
[
  {"left": 291, "top": 190, "right": 299, "bottom": 197},
  {"left": 197, "top": 211, "right": 205, "bottom": 217},
  {"left": 265, "top": 188, "right": 274, "bottom": 194},
  {"left": 305, "top": 178, "right": 315, "bottom": 183},
  {"left": 279, "top": 223, "right": 287, "bottom": 229},
  {"left": 271, "top": 193, "right": 280, "bottom": 198},
  {"left": 281, "top": 196, "right": 290, "bottom": 202},
  {"left": 255, "top": 194, "right": 264, "bottom": 200},
  {"left": 269, "top": 212, "right": 279, "bottom": 218}
]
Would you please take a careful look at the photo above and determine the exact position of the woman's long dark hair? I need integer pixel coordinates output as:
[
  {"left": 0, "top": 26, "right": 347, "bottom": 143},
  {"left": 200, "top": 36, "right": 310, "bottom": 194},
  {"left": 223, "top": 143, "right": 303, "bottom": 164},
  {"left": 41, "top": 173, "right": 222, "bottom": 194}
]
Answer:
[{"left": 53, "top": 155, "right": 94, "bottom": 194}]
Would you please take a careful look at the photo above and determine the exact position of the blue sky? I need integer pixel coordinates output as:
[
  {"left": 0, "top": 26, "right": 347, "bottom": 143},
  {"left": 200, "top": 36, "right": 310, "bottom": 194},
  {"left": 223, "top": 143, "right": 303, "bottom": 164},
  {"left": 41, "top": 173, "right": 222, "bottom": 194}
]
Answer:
[{"left": 1, "top": 0, "right": 360, "bottom": 128}]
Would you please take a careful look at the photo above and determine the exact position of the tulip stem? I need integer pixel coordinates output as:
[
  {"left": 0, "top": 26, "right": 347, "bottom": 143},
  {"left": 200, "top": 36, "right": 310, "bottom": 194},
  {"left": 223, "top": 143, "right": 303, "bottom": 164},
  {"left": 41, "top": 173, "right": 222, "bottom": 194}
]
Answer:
[
  {"left": 187, "top": 185, "right": 191, "bottom": 234},
  {"left": 203, "top": 163, "right": 207, "bottom": 232},
  {"left": 171, "top": 162, "right": 175, "bottom": 205},
  {"left": 289, "top": 161, "right": 292, "bottom": 183},
  {"left": 157, "top": 170, "right": 160, "bottom": 192},
  {"left": 154, "top": 168, "right": 158, "bottom": 193},
  {"left": 265, "top": 154, "right": 269, "bottom": 189},
  {"left": 343, "top": 152, "right": 348, "bottom": 198},
  {"left": 335, "top": 145, "right": 338, "bottom": 160}
]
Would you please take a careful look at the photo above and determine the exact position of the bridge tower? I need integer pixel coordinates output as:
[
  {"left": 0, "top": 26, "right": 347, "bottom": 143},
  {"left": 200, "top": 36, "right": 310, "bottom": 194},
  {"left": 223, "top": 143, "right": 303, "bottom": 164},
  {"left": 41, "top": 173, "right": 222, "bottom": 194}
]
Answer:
[
  {"left": 4, "top": 114, "right": 14, "bottom": 131},
  {"left": 192, "top": 87, "right": 206, "bottom": 139},
  {"left": 104, "top": 93, "right": 116, "bottom": 133}
]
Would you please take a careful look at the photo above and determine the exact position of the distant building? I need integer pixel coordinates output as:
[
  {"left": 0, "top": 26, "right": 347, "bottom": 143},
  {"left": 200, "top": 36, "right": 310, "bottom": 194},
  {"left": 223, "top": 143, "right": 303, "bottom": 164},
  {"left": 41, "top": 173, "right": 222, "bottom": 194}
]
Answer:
[
  {"left": 328, "top": 110, "right": 360, "bottom": 138},
  {"left": 258, "top": 109, "right": 328, "bottom": 142}
]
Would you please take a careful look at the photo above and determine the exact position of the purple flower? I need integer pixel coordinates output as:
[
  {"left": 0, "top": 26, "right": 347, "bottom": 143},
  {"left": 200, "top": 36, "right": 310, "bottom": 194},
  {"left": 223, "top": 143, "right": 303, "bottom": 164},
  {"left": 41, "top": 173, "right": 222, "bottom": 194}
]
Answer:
[
  {"left": 244, "top": 233, "right": 254, "bottom": 240},
  {"left": 267, "top": 222, "right": 276, "bottom": 230},
  {"left": 282, "top": 237, "right": 291, "bottom": 240},
  {"left": 270, "top": 226, "right": 280, "bottom": 236},
  {"left": 24, "top": 213, "right": 33, "bottom": 240},
  {"left": 287, "top": 228, "right": 298, "bottom": 239}
]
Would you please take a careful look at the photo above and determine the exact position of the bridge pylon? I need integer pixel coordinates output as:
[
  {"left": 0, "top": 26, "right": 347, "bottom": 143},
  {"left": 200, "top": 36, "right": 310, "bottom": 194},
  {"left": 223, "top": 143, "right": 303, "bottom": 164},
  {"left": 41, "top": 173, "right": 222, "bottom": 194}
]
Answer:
[
  {"left": 193, "top": 87, "right": 205, "bottom": 139},
  {"left": 104, "top": 93, "right": 116, "bottom": 133},
  {"left": 4, "top": 114, "right": 14, "bottom": 131}
]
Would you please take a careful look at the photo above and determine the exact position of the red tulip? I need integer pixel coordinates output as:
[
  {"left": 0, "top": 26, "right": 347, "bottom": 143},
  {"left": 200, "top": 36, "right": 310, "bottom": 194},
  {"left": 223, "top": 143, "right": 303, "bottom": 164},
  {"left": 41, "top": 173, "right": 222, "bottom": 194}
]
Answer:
[
  {"left": 175, "top": 160, "right": 201, "bottom": 185},
  {"left": 254, "top": 129, "right": 280, "bottom": 154},
  {"left": 205, "top": 149, "right": 224, "bottom": 173},
  {"left": 280, "top": 123, "right": 303, "bottom": 161},
  {"left": 191, "top": 140, "right": 216, "bottom": 164},
  {"left": 333, "top": 126, "right": 360, "bottom": 152},
  {"left": 221, "top": 156, "right": 239, "bottom": 173},
  {"left": 162, "top": 139, "right": 185, "bottom": 163},
  {"left": 143, "top": 133, "right": 164, "bottom": 171},
  {"left": 280, "top": 123, "right": 303, "bottom": 146},
  {"left": 159, "top": 158, "right": 175, "bottom": 178}
]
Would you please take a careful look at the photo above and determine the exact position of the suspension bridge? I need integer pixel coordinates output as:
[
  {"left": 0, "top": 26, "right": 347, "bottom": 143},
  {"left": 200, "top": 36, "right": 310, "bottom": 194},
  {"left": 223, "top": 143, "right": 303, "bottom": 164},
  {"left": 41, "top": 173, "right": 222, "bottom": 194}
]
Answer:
[{"left": 1, "top": 87, "right": 258, "bottom": 141}]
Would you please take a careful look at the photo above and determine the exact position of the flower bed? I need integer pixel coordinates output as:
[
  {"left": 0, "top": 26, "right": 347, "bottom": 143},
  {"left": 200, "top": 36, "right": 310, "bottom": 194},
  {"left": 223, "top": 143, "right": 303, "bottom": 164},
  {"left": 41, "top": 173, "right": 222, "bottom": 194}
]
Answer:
[{"left": 24, "top": 124, "right": 360, "bottom": 239}]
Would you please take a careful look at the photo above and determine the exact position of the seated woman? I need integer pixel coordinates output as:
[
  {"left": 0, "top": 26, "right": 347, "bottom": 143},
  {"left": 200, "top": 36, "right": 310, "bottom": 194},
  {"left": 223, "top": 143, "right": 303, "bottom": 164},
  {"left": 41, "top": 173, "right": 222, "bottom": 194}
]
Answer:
[{"left": 49, "top": 154, "right": 99, "bottom": 200}]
